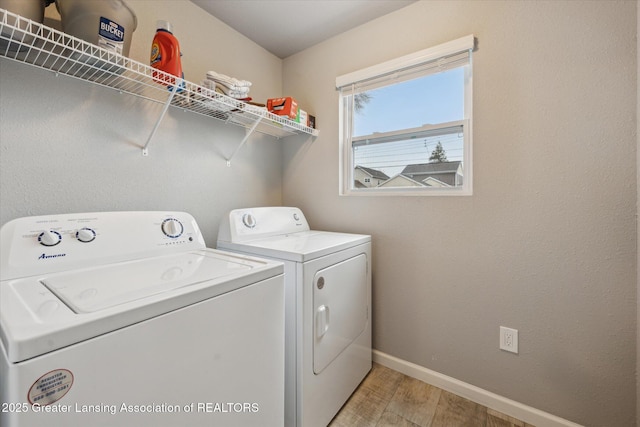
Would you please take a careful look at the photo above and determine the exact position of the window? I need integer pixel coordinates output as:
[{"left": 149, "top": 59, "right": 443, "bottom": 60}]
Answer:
[{"left": 337, "top": 35, "right": 475, "bottom": 196}]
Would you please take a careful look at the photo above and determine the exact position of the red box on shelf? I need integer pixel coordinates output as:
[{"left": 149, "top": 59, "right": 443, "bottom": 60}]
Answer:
[{"left": 267, "top": 97, "right": 298, "bottom": 120}]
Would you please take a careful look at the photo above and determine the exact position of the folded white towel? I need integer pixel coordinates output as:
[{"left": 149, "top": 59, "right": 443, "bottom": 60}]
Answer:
[
  {"left": 201, "top": 79, "right": 250, "bottom": 99},
  {"left": 215, "top": 78, "right": 251, "bottom": 92},
  {"left": 217, "top": 81, "right": 250, "bottom": 95},
  {"left": 206, "top": 70, "right": 252, "bottom": 89},
  {"left": 222, "top": 89, "right": 250, "bottom": 99}
]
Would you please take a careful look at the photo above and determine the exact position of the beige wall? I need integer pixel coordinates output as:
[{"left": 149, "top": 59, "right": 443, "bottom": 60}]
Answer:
[
  {"left": 0, "top": 1, "right": 283, "bottom": 242},
  {"left": 0, "top": 1, "right": 637, "bottom": 425},
  {"left": 283, "top": 1, "right": 637, "bottom": 425}
]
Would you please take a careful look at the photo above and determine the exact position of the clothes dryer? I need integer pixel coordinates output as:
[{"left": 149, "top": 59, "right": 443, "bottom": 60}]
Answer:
[
  {"left": 1, "top": 211, "right": 284, "bottom": 427},
  {"left": 217, "top": 207, "right": 371, "bottom": 427}
]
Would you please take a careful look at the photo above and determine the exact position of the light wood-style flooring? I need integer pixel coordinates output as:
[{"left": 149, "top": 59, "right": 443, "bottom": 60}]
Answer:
[{"left": 329, "top": 363, "right": 535, "bottom": 427}]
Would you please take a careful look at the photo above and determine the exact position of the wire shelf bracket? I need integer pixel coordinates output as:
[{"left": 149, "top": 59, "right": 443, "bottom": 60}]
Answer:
[
  {"left": 142, "top": 82, "right": 180, "bottom": 156},
  {"left": 226, "top": 113, "right": 265, "bottom": 167}
]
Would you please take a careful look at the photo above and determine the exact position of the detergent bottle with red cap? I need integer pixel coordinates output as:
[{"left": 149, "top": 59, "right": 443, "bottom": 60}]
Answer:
[{"left": 150, "top": 20, "right": 183, "bottom": 91}]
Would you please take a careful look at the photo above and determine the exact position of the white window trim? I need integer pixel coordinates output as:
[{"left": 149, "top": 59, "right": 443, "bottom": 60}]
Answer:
[
  {"left": 336, "top": 35, "right": 474, "bottom": 89},
  {"left": 337, "top": 35, "right": 474, "bottom": 197}
]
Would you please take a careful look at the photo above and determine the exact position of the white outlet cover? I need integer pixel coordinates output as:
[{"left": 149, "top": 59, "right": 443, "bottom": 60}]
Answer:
[{"left": 500, "top": 326, "right": 519, "bottom": 354}]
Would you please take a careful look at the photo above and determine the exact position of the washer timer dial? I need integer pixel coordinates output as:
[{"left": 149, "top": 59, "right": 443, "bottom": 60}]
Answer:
[
  {"left": 76, "top": 228, "right": 96, "bottom": 243},
  {"left": 162, "top": 218, "right": 184, "bottom": 238},
  {"left": 38, "top": 230, "right": 62, "bottom": 247}
]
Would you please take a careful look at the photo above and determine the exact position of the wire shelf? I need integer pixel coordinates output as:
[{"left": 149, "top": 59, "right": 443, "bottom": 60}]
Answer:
[{"left": 0, "top": 8, "right": 318, "bottom": 157}]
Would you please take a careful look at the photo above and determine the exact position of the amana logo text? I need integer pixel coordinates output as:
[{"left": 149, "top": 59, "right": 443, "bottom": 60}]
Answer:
[{"left": 38, "top": 253, "right": 66, "bottom": 260}]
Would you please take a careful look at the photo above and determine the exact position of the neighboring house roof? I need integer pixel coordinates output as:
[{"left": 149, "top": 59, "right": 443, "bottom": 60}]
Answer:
[
  {"left": 401, "top": 161, "right": 462, "bottom": 186},
  {"left": 355, "top": 165, "right": 390, "bottom": 181},
  {"left": 401, "top": 161, "right": 461, "bottom": 175},
  {"left": 354, "top": 180, "right": 367, "bottom": 188},
  {"left": 421, "top": 176, "right": 450, "bottom": 187},
  {"left": 378, "top": 174, "right": 425, "bottom": 187}
]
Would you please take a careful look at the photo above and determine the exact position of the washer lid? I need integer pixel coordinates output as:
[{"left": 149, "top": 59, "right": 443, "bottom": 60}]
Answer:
[
  {"left": 0, "top": 249, "right": 283, "bottom": 363},
  {"left": 218, "top": 230, "right": 371, "bottom": 262},
  {"left": 42, "top": 252, "right": 253, "bottom": 313}
]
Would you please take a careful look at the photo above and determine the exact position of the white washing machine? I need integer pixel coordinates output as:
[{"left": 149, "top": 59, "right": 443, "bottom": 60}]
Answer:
[
  {"left": 0, "top": 211, "right": 285, "bottom": 427},
  {"left": 217, "top": 207, "right": 372, "bottom": 427}
]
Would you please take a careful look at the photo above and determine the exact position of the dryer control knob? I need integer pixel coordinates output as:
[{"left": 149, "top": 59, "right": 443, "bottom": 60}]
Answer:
[
  {"left": 38, "top": 230, "right": 62, "bottom": 247},
  {"left": 162, "top": 218, "right": 184, "bottom": 238},
  {"left": 76, "top": 228, "right": 96, "bottom": 243},
  {"left": 242, "top": 213, "right": 256, "bottom": 229}
]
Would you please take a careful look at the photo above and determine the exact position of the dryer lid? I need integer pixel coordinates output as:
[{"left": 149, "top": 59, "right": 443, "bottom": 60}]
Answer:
[{"left": 219, "top": 230, "right": 371, "bottom": 262}]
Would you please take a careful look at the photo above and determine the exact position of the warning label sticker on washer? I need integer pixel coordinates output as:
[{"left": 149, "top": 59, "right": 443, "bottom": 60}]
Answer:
[{"left": 28, "top": 369, "right": 74, "bottom": 406}]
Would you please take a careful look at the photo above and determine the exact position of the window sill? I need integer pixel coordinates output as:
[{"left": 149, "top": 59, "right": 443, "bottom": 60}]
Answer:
[{"left": 339, "top": 187, "right": 473, "bottom": 197}]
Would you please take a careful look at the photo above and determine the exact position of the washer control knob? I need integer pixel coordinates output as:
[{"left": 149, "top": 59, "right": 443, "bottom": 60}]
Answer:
[
  {"left": 162, "top": 218, "right": 184, "bottom": 238},
  {"left": 38, "top": 230, "right": 62, "bottom": 247},
  {"left": 76, "top": 228, "right": 96, "bottom": 243},
  {"left": 242, "top": 213, "right": 256, "bottom": 229}
]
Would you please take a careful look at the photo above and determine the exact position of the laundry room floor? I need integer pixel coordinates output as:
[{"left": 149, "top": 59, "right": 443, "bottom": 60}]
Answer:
[{"left": 329, "top": 363, "right": 535, "bottom": 427}]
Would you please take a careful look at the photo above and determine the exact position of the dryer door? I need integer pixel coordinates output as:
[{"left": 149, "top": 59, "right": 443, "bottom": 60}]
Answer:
[{"left": 313, "top": 253, "right": 367, "bottom": 374}]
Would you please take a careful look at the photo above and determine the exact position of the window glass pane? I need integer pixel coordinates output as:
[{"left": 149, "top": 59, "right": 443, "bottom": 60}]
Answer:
[
  {"left": 353, "top": 125, "right": 464, "bottom": 189},
  {"left": 353, "top": 67, "right": 464, "bottom": 137}
]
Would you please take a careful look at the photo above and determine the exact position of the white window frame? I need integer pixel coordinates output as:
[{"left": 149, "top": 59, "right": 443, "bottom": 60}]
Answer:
[{"left": 337, "top": 35, "right": 475, "bottom": 196}]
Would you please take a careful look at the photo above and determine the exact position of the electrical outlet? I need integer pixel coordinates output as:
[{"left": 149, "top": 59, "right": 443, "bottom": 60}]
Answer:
[{"left": 500, "top": 326, "right": 518, "bottom": 354}]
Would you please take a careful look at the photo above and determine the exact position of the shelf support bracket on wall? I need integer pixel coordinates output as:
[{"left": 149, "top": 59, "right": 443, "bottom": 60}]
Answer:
[
  {"left": 225, "top": 113, "right": 265, "bottom": 166},
  {"left": 142, "top": 82, "right": 180, "bottom": 156}
]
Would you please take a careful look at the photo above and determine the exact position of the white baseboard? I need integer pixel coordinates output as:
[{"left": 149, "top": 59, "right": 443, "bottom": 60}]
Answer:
[{"left": 372, "top": 350, "right": 583, "bottom": 427}]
